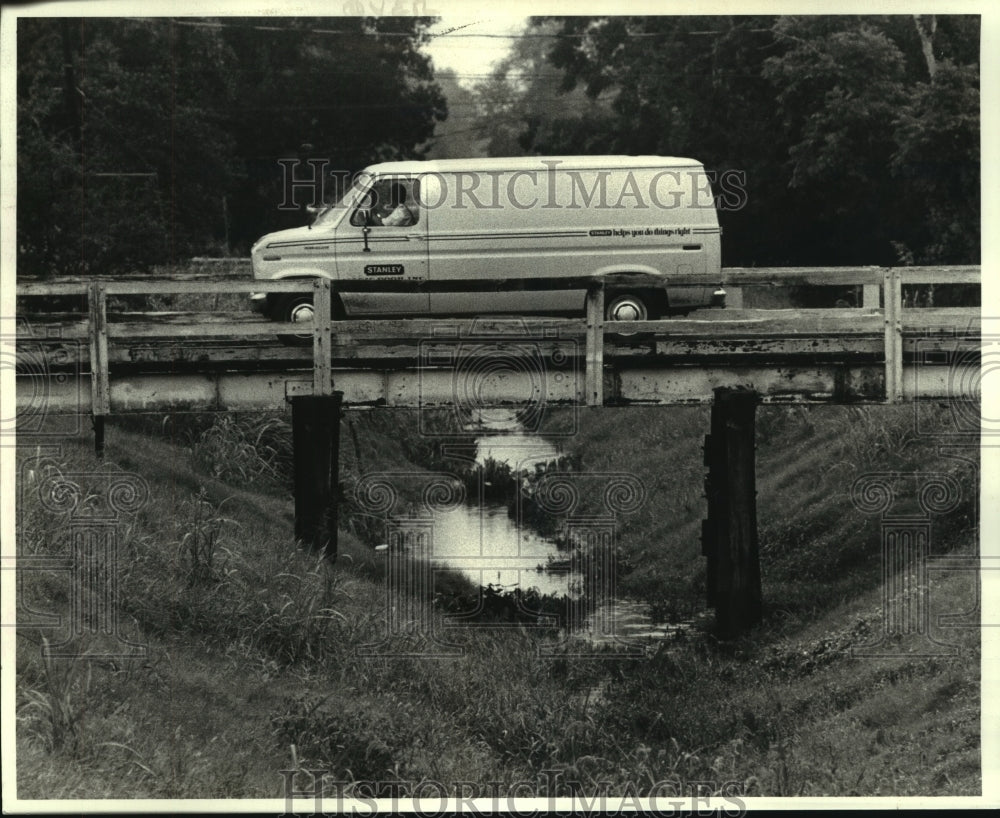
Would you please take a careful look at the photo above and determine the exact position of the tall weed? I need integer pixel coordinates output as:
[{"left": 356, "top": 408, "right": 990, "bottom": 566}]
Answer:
[
  {"left": 174, "top": 489, "right": 238, "bottom": 586},
  {"left": 19, "top": 637, "right": 93, "bottom": 755},
  {"left": 190, "top": 414, "right": 291, "bottom": 488}
]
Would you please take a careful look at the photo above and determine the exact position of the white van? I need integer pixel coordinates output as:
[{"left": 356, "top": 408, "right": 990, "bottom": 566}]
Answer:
[{"left": 250, "top": 156, "right": 724, "bottom": 324}]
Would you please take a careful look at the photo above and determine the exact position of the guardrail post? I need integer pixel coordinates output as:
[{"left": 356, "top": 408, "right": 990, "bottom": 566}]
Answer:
[
  {"left": 291, "top": 392, "right": 343, "bottom": 560},
  {"left": 702, "top": 387, "right": 761, "bottom": 638},
  {"left": 585, "top": 282, "right": 605, "bottom": 407},
  {"left": 883, "top": 267, "right": 903, "bottom": 403},
  {"left": 88, "top": 280, "right": 110, "bottom": 458},
  {"left": 312, "top": 277, "right": 333, "bottom": 397}
]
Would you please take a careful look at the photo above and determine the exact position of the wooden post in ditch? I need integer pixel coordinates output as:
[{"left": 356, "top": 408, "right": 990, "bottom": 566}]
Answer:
[
  {"left": 701, "top": 387, "right": 761, "bottom": 637},
  {"left": 291, "top": 393, "right": 343, "bottom": 559},
  {"left": 92, "top": 416, "right": 106, "bottom": 459},
  {"left": 290, "top": 276, "right": 341, "bottom": 558},
  {"left": 88, "top": 280, "right": 110, "bottom": 459}
]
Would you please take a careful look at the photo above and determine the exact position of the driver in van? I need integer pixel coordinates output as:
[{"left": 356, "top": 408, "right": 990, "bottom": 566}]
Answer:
[{"left": 373, "top": 181, "right": 416, "bottom": 227}]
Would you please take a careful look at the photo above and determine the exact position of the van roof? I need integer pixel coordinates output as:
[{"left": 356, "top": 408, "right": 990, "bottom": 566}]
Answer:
[{"left": 364, "top": 156, "right": 704, "bottom": 175}]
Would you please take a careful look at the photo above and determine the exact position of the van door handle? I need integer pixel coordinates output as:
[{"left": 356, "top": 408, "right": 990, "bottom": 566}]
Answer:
[{"left": 406, "top": 234, "right": 425, "bottom": 241}]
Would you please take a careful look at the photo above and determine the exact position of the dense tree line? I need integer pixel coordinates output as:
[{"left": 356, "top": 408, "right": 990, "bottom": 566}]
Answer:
[
  {"left": 475, "top": 15, "right": 979, "bottom": 266},
  {"left": 18, "top": 15, "right": 979, "bottom": 275},
  {"left": 17, "top": 17, "right": 445, "bottom": 276}
]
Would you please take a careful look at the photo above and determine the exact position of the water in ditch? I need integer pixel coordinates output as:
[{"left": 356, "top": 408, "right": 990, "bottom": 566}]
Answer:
[{"left": 412, "top": 410, "right": 676, "bottom": 642}]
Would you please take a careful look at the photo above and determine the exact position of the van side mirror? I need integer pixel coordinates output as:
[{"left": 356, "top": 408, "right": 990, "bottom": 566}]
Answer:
[{"left": 350, "top": 208, "right": 370, "bottom": 227}]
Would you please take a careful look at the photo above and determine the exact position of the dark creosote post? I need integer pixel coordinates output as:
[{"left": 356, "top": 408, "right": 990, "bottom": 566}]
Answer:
[
  {"left": 93, "top": 416, "right": 106, "bottom": 460},
  {"left": 702, "top": 387, "right": 761, "bottom": 637},
  {"left": 88, "top": 280, "right": 110, "bottom": 460},
  {"left": 291, "top": 393, "right": 343, "bottom": 560}
]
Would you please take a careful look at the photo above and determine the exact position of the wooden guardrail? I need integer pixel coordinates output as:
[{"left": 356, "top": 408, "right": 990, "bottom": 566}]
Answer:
[{"left": 14, "top": 266, "right": 981, "bottom": 413}]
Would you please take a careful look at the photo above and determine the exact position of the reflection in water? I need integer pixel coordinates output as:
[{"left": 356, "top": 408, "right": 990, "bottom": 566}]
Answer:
[
  {"left": 430, "top": 503, "right": 577, "bottom": 598},
  {"left": 406, "top": 411, "right": 672, "bottom": 641},
  {"left": 474, "top": 434, "right": 559, "bottom": 470}
]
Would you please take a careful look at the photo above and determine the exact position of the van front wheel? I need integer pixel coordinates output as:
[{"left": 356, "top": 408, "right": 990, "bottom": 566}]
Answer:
[
  {"left": 273, "top": 292, "right": 344, "bottom": 345},
  {"left": 274, "top": 294, "right": 316, "bottom": 325},
  {"left": 606, "top": 293, "right": 654, "bottom": 322}
]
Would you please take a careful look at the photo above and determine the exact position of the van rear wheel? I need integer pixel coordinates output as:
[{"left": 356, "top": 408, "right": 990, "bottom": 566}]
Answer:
[{"left": 606, "top": 293, "right": 655, "bottom": 322}]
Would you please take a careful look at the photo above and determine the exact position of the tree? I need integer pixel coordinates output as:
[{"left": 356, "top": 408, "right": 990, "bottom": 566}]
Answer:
[
  {"left": 17, "top": 16, "right": 446, "bottom": 275},
  {"left": 473, "top": 18, "right": 615, "bottom": 158},
  {"left": 18, "top": 19, "right": 239, "bottom": 275},
  {"left": 763, "top": 15, "right": 978, "bottom": 264},
  {"left": 217, "top": 16, "right": 445, "bottom": 247},
  {"left": 914, "top": 14, "right": 938, "bottom": 78},
  {"left": 420, "top": 70, "right": 488, "bottom": 159},
  {"left": 484, "top": 15, "right": 979, "bottom": 266},
  {"left": 891, "top": 60, "right": 980, "bottom": 264},
  {"left": 522, "top": 15, "right": 805, "bottom": 263},
  {"left": 762, "top": 18, "right": 912, "bottom": 263}
]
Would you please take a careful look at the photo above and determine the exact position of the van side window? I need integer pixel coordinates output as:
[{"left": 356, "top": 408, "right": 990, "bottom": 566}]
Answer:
[{"left": 350, "top": 178, "right": 418, "bottom": 228}]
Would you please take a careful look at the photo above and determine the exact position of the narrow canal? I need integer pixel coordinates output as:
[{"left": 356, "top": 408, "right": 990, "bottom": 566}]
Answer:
[{"left": 415, "top": 411, "right": 674, "bottom": 641}]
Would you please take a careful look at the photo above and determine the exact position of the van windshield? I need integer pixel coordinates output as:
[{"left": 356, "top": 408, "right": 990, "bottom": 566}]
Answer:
[{"left": 311, "top": 173, "right": 373, "bottom": 227}]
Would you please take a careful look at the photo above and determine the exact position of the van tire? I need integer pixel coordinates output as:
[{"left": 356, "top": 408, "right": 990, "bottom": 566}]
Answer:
[
  {"left": 275, "top": 294, "right": 316, "bottom": 324},
  {"left": 273, "top": 292, "right": 344, "bottom": 345},
  {"left": 606, "top": 293, "right": 659, "bottom": 322}
]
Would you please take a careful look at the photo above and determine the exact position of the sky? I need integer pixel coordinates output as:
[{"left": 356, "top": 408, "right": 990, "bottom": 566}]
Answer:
[{"left": 423, "top": 16, "right": 531, "bottom": 85}]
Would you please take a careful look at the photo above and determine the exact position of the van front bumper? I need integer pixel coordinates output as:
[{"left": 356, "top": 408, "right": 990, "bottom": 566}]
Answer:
[{"left": 249, "top": 292, "right": 269, "bottom": 315}]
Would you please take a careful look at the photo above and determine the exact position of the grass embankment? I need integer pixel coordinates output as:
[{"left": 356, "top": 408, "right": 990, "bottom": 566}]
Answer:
[
  {"left": 533, "top": 403, "right": 980, "bottom": 795},
  {"left": 16, "top": 404, "right": 980, "bottom": 798}
]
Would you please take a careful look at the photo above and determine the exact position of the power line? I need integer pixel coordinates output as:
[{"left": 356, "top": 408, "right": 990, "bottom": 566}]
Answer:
[
  {"left": 60, "top": 61, "right": 765, "bottom": 82},
  {"left": 152, "top": 17, "right": 770, "bottom": 39},
  {"left": 209, "top": 96, "right": 597, "bottom": 111},
  {"left": 70, "top": 62, "right": 565, "bottom": 81}
]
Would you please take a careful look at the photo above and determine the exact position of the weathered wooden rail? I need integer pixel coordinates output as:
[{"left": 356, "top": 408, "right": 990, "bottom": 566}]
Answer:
[
  {"left": 13, "top": 265, "right": 982, "bottom": 413},
  {"left": 13, "top": 265, "right": 981, "bottom": 636}
]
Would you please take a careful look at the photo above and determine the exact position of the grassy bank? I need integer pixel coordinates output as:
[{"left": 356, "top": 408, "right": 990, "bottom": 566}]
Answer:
[
  {"left": 15, "top": 402, "right": 980, "bottom": 798},
  {"left": 544, "top": 404, "right": 978, "bottom": 621}
]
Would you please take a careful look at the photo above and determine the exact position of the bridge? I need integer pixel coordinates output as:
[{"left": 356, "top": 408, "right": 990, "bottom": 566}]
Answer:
[
  {"left": 13, "top": 265, "right": 981, "bottom": 415},
  {"left": 12, "top": 265, "right": 982, "bottom": 636}
]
